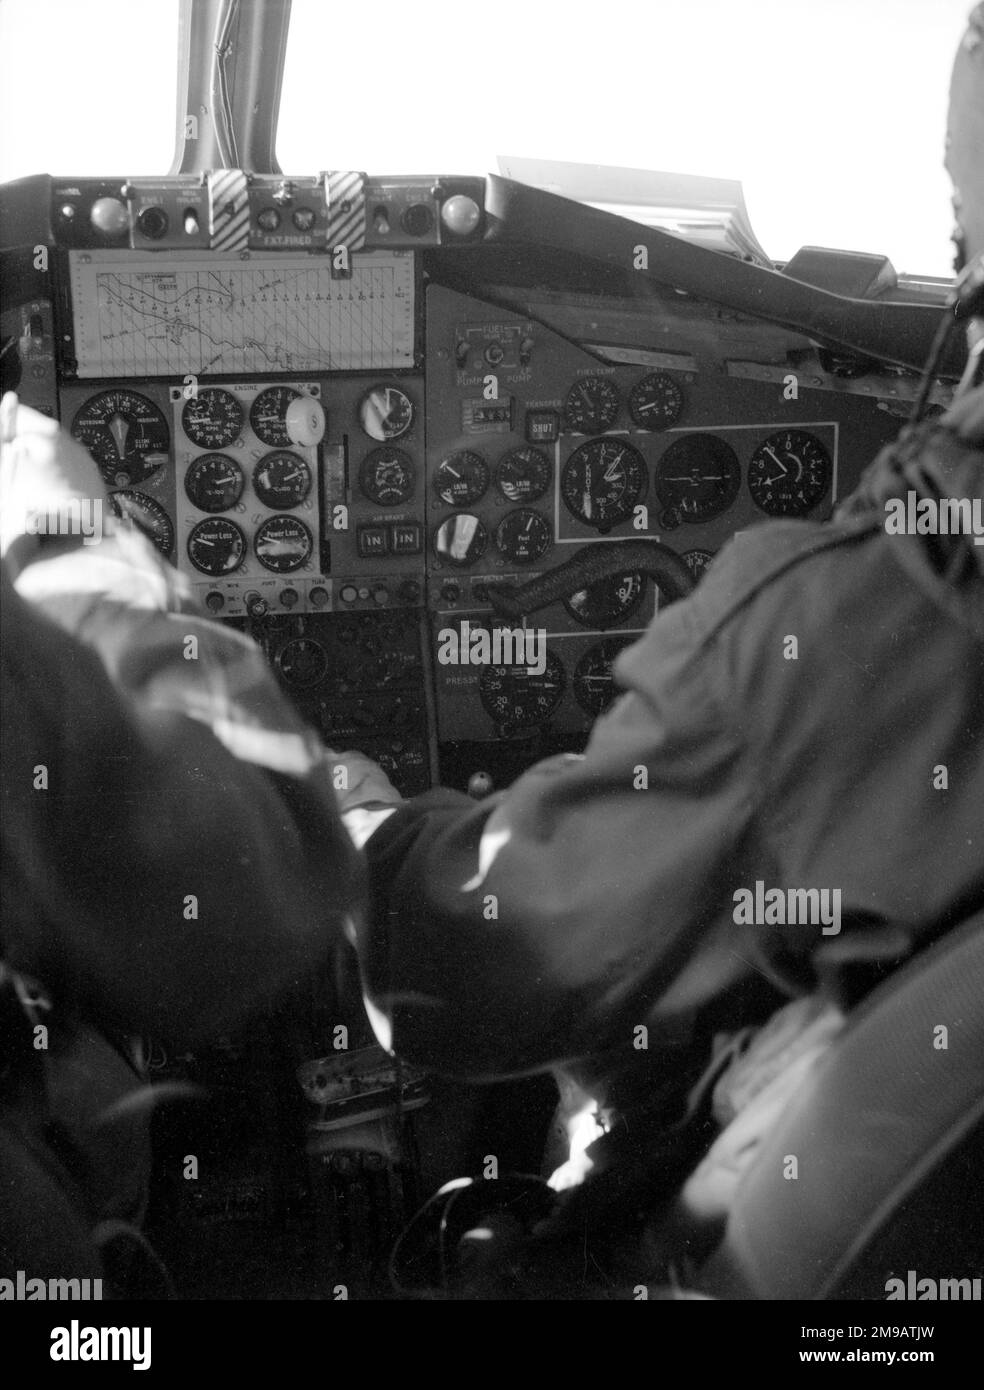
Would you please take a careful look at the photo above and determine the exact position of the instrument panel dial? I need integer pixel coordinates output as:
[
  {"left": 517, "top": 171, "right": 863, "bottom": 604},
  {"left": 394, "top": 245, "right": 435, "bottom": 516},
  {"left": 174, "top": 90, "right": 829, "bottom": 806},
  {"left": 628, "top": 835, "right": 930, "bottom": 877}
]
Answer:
[
  {"left": 654, "top": 434, "right": 741, "bottom": 522},
  {"left": 573, "top": 637, "right": 634, "bottom": 716},
  {"left": 562, "top": 439, "right": 646, "bottom": 530},
  {"left": 563, "top": 377, "right": 620, "bottom": 433},
  {"left": 110, "top": 490, "right": 174, "bottom": 558},
  {"left": 71, "top": 389, "right": 170, "bottom": 486},
  {"left": 182, "top": 388, "right": 244, "bottom": 449},
  {"left": 564, "top": 571, "right": 645, "bottom": 628},
  {"left": 184, "top": 453, "right": 245, "bottom": 512},
  {"left": 360, "top": 447, "right": 416, "bottom": 506},
  {"left": 494, "top": 509, "right": 552, "bottom": 565},
  {"left": 187, "top": 517, "right": 247, "bottom": 575},
  {"left": 250, "top": 386, "right": 302, "bottom": 447},
  {"left": 495, "top": 447, "right": 551, "bottom": 503},
  {"left": 628, "top": 372, "right": 684, "bottom": 431},
  {"left": 254, "top": 515, "right": 314, "bottom": 572},
  {"left": 433, "top": 514, "right": 488, "bottom": 567},
  {"left": 434, "top": 450, "right": 490, "bottom": 507},
  {"left": 747, "top": 429, "right": 831, "bottom": 516},
  {"left": 479, "top": 650, "right": 566, "bottom": 731},
  {"left": 252, "top": 451, "right": 312, "bottom": 509},
  {"left": 359, "top": 385, "right": 414, "bottom": 441}
]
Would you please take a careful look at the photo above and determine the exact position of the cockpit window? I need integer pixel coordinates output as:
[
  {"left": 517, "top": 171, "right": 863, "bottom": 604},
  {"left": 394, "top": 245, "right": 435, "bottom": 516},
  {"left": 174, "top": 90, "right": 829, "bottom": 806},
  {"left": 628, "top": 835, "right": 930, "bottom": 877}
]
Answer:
[
  {"left": 277, "top": 0, "right": 971, "bottom": 277},
  {"left": 0, "top": 0, "right": 180, "bottom": 182}
]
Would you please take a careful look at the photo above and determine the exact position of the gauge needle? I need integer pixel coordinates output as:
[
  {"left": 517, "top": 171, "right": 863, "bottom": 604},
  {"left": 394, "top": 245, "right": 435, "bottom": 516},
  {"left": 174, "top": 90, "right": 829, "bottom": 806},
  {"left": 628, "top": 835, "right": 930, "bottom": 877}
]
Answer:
[
  {"left": 108, "top": 413, "right": 130, "bottom": 459},
  {"left": 445, "top": 466, "right": 461, "bottom": 479},
  {"left": 764, "top": 447, "right": 788, "bottom": 473}
]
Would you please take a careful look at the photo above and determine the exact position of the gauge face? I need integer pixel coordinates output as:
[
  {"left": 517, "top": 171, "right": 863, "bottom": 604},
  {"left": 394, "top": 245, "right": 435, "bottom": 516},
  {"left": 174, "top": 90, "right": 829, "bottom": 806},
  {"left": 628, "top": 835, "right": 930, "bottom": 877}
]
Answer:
[
  {"left": 182, "top": 388, "right": 244, "bottom": 449},
  {"left": 249, "top": 386, "right": 301, "bottom": 447},
  {"left": 184, "top": 453, "right": 245, "bottom": 512},
  {"left": 479, "top": 650, "right": 565, "bottom": 730},
  {"left": 681, "top": 548, "right": 716, "bottom": 583},
  {"left": 562, "top": 439, "right": 646, "bottom": 530},
  {"left": 564, "top": 376, "right": 620, "bottom": 434},
  {"left": 433, "top": 514, "right": 488, "bottom": 567},
  {"left": 564, "top": 571, "right": 644, "bottom": 628},
  {"left": 434, "top": 450, "right": 490, "bottom": 507},
  {"left": 110, "top": 490, "right": 174, "bottom": 558},
  {"left": 187, "top": 517, "right": 246, "bottom": 575},
  {"left": 359, "top": 384, "right": 414, "bottom": 441},
  {"left": 252, "top": 451, "right": 312, "bottom": 509},
  {"left": 71, "top": 390, "right": 170, "bottom": 486},
  {"left": 360, "top": 447, "right": 415, "bottom": 506},
  {"left": 495, "top": 509, "right": 552, "bottom": 565},
  {"left": 654, "top": 434, "right": 741, "bottom": 522},
  {"left": 495, "top": 447, "right": 551, "bottom": 503},
  {"left": 573, "top": 637, "right": 634, "bottom": 716},
  {"left": 254, "top": 515, "right": 313, "bottom": 572},
  {"left": 747, "top": 429, "right": 832, "bottom": 516},
  {"left": 277, "top": 637, "right": 328, "bottom": 689},
  {"left": 628, "top": 372, "right": 684, "bottom": 431}
]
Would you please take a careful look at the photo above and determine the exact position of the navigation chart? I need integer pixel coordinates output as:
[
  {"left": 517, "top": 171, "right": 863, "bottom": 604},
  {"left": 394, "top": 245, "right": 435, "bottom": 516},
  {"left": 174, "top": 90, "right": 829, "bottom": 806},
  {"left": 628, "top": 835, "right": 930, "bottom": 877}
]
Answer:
[{"left": 69, "top": 250, "right": 415, "bottom": 377}]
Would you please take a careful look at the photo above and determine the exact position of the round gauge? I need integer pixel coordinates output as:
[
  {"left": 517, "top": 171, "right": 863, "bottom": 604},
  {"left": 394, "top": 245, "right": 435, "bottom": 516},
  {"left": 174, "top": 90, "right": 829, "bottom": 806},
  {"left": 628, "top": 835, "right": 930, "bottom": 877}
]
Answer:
[
  {"left": 682, "top": 548, "right": 716, "bottom": 583},
  {"left": 654, "top": 434, "right": 741, "bottom": 523},
  {"left": 358, "top": 384, "right": 414, "bottom": 441},
  {"left": 494, "top": 509, "right": 552, "bottom": 565},
  {"left": 184, "top": 453, "right": 245, "bottom": 512},
  {"left": 249, "top": 386, "right": 301, "bottom": 447},
  {"left": 747, "top": 429, "right": 832, "bottom": 516},
  {"left": 182, "top": 388, "right": 244, "bottom": 449},
  {"left": 433, "top": 514, "right": 488, "bottom": 567},
  {"left": 434, "top": 450, "right": 490, "bottom": 507},
  {"left": 495, "top": 447, "right": 551, "bottom": 503},
  {"left": 563, "top": 376, "right": 620, "bottom": 434},
  {"left": 277, "top": 637, "right": 328, "bottom": 689},
  {"left": 252, "top": 451, "right": 312, "bottom": 509},
  {"left": 254, "top": 515, "right": 313, "bottom": 572},
  {"left": 573, "top": 637, "right": 634, "bottom": 716},
  {"left": 479, "top": 650, "right": 566, "bottom": 730},
  {"left": 564, "top": 571, "right": 645, "bottom": 629},
  {"left": 561, "top": 438, "right": 646, "bottom": 530},
  {"left": 71, "top": 390, "right": 170, "bottom": 486},
  {"left": 110, "top": 490, "right": 174, "bottom": 558},
  {"left": 187, "top": 517, "right": 247, "bottom": 575},
  {"left": 360, "top": 447, "right": 416, "bottom": 506},
  {"left": 628, "top": 372, "right": 684, "bottom": 431}
]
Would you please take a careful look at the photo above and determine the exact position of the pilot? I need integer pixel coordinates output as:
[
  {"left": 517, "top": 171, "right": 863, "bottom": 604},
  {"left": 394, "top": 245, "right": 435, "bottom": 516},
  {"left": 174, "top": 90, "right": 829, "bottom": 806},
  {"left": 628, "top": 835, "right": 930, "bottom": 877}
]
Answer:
[
  {"left": 0, "top": 394, "right": 374, "bottom": 1289},
  {"left": 343, "top": 3, "right": 984, "bottom": 1213}
]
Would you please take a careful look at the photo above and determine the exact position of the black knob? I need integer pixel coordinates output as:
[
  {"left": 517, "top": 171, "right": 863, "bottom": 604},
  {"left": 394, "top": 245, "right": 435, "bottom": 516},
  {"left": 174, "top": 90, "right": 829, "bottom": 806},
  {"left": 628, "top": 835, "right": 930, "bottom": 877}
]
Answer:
[{"left": 137, "top": 206, "right": 169, "bottom": 240}]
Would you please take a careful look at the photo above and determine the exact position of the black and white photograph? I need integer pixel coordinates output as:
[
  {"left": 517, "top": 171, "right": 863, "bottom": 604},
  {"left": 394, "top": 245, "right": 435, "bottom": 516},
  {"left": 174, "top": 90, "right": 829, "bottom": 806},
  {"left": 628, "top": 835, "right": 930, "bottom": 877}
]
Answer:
[{"left": 1, "top": 0, "right": 982, "bottom": 1366}]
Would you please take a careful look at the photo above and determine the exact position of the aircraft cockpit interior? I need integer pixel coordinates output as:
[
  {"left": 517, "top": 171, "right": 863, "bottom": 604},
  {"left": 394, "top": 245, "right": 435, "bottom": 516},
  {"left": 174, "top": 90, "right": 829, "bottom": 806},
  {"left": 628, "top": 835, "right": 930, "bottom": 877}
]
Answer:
[{"left": 1, "top": 0, "right": 982, "bottom": 1334}]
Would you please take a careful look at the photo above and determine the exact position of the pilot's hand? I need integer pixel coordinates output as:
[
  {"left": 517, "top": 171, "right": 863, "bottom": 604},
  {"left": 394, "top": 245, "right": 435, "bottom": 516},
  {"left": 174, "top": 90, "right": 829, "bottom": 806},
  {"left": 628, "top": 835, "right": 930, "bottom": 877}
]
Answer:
[
  {"left": 0, "top": 392, "right": 110, "bottom": 573},
  {"left": 325, "top": 747, "right": 404, "bottom": 850}
]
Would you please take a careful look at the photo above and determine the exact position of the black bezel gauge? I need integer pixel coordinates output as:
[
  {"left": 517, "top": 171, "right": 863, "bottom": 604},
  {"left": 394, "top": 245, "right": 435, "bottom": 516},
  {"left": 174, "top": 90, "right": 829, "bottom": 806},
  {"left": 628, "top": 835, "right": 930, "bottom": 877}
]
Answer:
[
  {"left": 433, "top": 450, "right": 490, "bottom": 507},
  {"left": 360, "top": 447, "right": 416, "bottom": 506},
  {"left": 182, "top": 387, "right": 244, "bottom": 449},
  {"left": 654, "top": 433, "right": 741, "bottom": 523},
  {"left": 254, "top": 515, "right": 313, "bottom": 572},
  {"left": 433, "top": 514, "right": 488, "bottom": 567},
  {"left": 681, "top": 549, "right": 717, "bottom": 583},
  {"left": 563, "top": 376, "right": 620, "bottom": 434},
  {"left": 479, "top": 650, "right": 566, "bottom": 731},
  {"left": 277, "top": 637, "right": 328, "bottom": 689},
  {"left": 573, "top": 637, "right": 634, "bottom": 716},
  {"left": 495, "top": 446, "right": 551, "bottom": 503},
  {"left": 110, "top": 490, "right": 174, "bottom": 558},
  {"left": 252, "top": 452, "right": 313, "bottom": 510},
  {"left": 628, "top": 372, "right": 684, "bottom": 431},
  {"left": 747, "top": 429, "right": 832, "bottom": 516},
  {"left": 358, "top": 384, "right": 414, "bottom": 441},
  {"left": 564, "top": 571, "right": 645, "bottom": 628},
  {"left": 187, "top": 517, "right": 247, "bottom": 575},
  {"left": 249, "top": 386, "right": 301, "bottom": 447},
  {"left": 561, "top": 439, "right": 646, "bottom": 530},
  {"left": 71, "top": 389, "right": 170, "bottom": 486},
  {"left": 494, "top": 509, "right": 552, "bottom": 565},
  {"left": 184, "top": 453, "right": 245, "bottom": 512}
]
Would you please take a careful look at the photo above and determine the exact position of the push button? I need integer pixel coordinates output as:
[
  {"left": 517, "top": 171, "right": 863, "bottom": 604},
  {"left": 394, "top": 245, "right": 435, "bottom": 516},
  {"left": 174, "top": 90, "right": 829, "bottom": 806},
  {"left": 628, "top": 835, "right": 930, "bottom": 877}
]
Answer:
[
  {"left": 390, "top": 521, "right": 422, "bottom": 555},
  {"left": 356, "top": 524, "right": 389, "bottom": 558},
  {"left": 525, "top": 409, "right": 559, "bottom": 444}
]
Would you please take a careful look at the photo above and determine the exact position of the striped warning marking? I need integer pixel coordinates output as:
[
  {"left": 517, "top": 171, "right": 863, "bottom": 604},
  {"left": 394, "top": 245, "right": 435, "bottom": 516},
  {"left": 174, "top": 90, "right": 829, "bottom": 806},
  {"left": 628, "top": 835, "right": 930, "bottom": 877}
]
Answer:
[
  {"left": 324, "top": 171, "right": 367, "bottom": 251},
  {"left": 208, "top": 169, "right": 250, "bottom": 252}
]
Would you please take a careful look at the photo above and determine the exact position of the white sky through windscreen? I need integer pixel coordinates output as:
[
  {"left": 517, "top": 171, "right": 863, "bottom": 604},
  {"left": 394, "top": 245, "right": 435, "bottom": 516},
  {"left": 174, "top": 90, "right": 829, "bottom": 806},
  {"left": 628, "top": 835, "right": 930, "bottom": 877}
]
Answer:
[{"left": 0, "top": 0, "right": 975, "bottom": 278}]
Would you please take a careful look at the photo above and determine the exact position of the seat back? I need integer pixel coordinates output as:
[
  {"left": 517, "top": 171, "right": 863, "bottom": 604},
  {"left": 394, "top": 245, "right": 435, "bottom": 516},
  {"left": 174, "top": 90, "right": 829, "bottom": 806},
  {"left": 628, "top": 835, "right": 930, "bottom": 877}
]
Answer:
[{"left": 696, "top": 910, "right": 984, "bottom": 1299}]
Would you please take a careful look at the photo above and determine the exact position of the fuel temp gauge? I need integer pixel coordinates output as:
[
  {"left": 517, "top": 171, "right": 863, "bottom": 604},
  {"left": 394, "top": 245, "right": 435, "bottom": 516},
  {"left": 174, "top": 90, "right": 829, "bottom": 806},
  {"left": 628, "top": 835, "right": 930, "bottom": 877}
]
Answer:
[
  {"left": 563, "top": 377, "right": 620, "bottom": 434},
  {"left": 479, "top": 650, "right": 566, "bottom": 731}
]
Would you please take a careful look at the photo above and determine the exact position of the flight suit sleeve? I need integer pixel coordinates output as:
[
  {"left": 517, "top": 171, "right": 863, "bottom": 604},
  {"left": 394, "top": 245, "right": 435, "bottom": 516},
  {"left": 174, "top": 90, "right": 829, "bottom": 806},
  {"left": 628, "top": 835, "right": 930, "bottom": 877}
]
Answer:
[{"left": 357, "top": 584, "right": 760, "bottom": 1079}]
